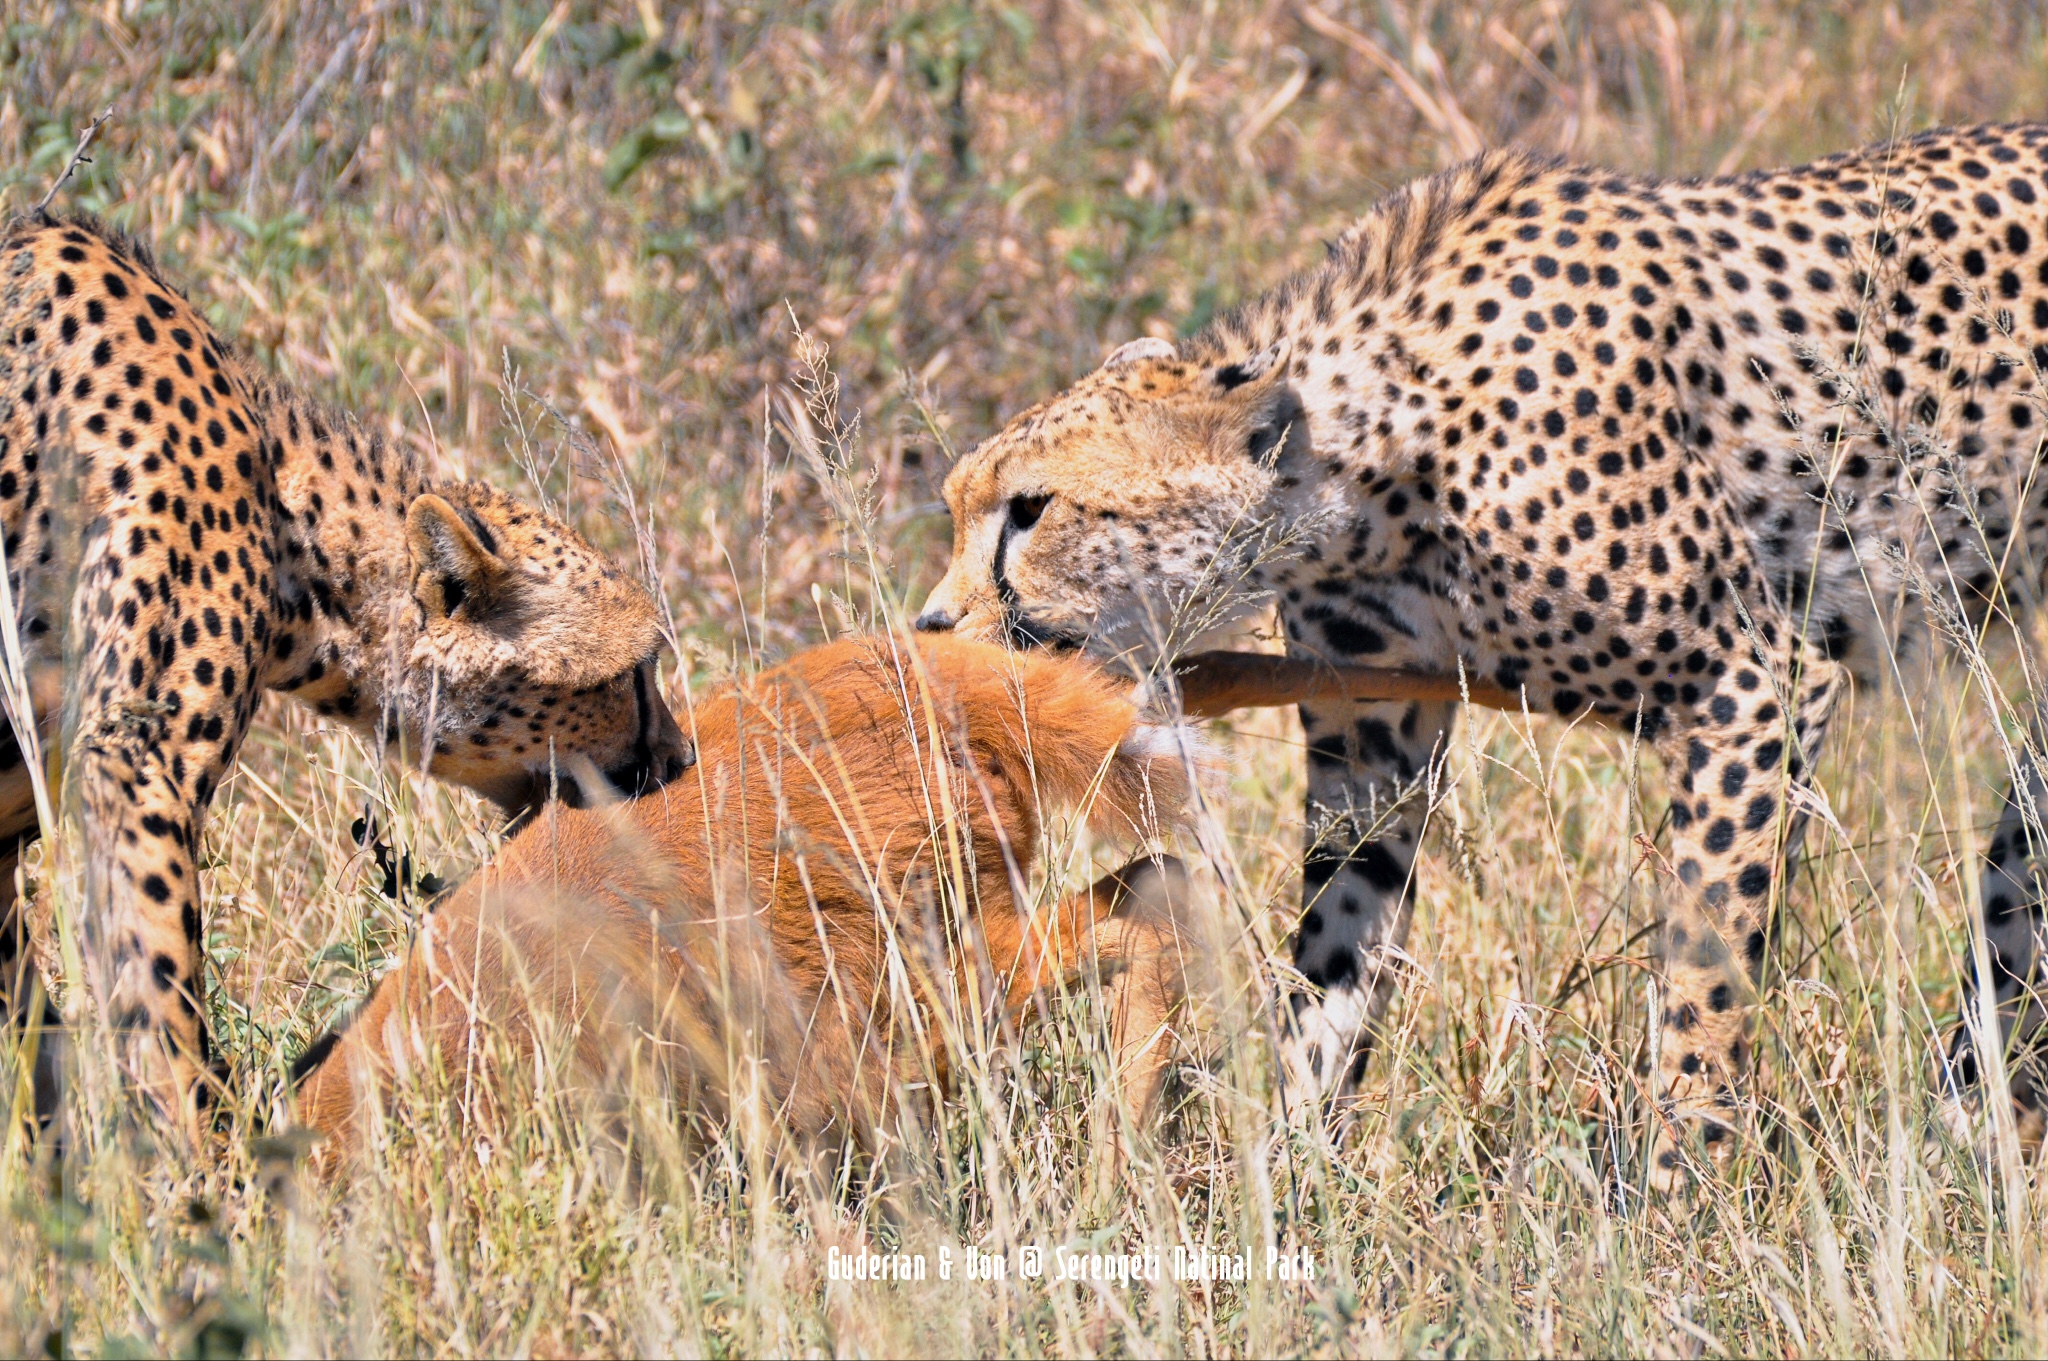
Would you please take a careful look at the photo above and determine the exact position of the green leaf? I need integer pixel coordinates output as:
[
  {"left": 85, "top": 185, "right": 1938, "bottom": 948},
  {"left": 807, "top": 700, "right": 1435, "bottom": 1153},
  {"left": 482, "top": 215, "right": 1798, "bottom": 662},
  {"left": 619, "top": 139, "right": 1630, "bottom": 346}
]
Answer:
[
  {"left": 997, "top": 5, "right": 1035, "bottom": 47},
  {"left": 212, "top": 209, "right": 262, "bottom": 241},
  {"left": 604, "top": 112, "right": 694, "bottom": 190},
  {"left": 843, "top": 148, "right": 902, "bottom": 176}
]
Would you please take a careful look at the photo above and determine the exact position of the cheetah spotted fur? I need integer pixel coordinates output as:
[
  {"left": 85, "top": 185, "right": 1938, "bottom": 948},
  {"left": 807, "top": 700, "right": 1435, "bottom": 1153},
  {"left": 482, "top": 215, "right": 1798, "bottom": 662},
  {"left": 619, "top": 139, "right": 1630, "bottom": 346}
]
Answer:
[
  {"left": 0, "top": 213, "right": 692, "bottom": 1138},
  {"left": 920, "top": 122, "right": 2048, "bottom": 1186}
]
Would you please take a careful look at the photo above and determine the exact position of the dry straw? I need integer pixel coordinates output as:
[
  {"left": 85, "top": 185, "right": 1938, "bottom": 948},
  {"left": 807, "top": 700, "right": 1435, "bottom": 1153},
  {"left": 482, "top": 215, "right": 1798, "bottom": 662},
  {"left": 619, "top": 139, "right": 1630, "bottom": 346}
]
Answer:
[{"left": 9, "top": 2, "right": 2048, "bottom": 1355}]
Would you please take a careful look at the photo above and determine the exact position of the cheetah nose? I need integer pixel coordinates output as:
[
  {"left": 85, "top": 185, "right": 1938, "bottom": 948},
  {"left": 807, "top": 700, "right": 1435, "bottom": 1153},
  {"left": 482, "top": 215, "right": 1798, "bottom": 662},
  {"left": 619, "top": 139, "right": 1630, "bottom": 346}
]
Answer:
[
  {"left": 663, "top": 739, "right": 696, "bottom": 781},
  {"left": 914, "top": 608, "right": 956, "bottom": 633},
  {"left": 639, "top": 687, "right": 694, "bottom": 785}
]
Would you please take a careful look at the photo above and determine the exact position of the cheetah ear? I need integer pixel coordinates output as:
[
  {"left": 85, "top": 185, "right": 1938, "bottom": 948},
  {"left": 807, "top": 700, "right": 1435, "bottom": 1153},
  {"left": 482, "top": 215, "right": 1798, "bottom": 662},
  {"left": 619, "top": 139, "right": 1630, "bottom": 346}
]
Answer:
[
  {"left": 1210, "top": 341, "right": 1304, "bottom": 465},
  {"left": 1099, "top": 336, "right": 1178, "bottom": 369},
  {"left": 1209, "top": 339, "right": 1288, "bottom": 393},
  {"left": 407, "top": 494, "right": 511, "bottom": 622},
  {"left": 1242, "top": 384, "right": 1307, "bottom": 467}
]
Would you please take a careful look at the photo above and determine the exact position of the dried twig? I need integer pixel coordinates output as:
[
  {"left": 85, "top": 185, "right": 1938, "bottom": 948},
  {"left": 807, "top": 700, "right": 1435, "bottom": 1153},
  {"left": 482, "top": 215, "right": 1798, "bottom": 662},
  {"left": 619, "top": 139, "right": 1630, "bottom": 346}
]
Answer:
[
  {"left": 1298, "top": 6, "right": 1483, "bottom": 159},
  {"left": 264, "top": 30, "right": 361, "bottom": 165},
  {"left": 244, "top": 29, "right": 360, "bottom": 211},
  {"left": 33, "top": 106, "right": 115, "bottom": 214}
]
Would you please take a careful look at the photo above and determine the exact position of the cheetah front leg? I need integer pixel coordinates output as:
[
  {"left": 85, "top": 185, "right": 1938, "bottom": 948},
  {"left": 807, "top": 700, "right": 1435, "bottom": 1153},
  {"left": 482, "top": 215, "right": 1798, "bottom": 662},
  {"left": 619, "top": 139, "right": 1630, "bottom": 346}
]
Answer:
[
  {"left": 72, "top": 710, "right": 240, "bottom": 1143},
  {"left": 0, "top": 836, "right": 63, "bottom": 1137},
  {"left": 1646, "top": 650, "right": 1845, "bottom": 1191},
  {"left": 1278, "top": 696, "right": 1453, "bottom": 1119}
]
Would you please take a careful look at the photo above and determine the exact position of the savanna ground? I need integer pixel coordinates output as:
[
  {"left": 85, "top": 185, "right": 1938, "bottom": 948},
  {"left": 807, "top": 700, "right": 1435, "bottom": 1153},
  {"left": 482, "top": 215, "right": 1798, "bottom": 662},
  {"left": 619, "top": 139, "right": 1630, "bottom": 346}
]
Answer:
[{"left": 6, "top": 0, "right": 2048, "bottom": 1355}]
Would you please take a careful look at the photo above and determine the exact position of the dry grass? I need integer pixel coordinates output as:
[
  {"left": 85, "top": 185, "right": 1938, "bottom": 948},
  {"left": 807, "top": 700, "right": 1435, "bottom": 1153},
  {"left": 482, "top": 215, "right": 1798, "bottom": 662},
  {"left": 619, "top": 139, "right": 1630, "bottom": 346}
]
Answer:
[{"left": 8, "top": 0, "right": 2048, "bottom": 1355}]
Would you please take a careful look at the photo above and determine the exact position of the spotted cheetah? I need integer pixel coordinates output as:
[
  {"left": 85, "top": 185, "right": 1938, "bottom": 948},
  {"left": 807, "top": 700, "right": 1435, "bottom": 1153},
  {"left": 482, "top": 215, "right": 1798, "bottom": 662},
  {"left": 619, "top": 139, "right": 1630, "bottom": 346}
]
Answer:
[
  {"left": 918, "top": 122, "right": 2048, "bottom": 1184},
  {"left": 0, "top": 212, "right": 694, "bottom": 1137}
]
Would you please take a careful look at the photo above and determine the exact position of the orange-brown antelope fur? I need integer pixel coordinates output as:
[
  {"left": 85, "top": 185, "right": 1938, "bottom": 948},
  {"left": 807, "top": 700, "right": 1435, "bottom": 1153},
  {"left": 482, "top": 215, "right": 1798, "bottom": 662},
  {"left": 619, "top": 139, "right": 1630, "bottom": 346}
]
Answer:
[{"left": 293, "top": 633, "right": 1201, "bottom": 1169}]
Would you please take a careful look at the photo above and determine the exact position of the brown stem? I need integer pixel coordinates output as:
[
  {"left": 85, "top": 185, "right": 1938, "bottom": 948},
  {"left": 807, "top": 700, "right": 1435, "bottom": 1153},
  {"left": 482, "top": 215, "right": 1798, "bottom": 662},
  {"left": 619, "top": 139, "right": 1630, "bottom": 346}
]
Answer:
[{"left": 1170, "top": 650, "right": 1524, "bottom": 718}]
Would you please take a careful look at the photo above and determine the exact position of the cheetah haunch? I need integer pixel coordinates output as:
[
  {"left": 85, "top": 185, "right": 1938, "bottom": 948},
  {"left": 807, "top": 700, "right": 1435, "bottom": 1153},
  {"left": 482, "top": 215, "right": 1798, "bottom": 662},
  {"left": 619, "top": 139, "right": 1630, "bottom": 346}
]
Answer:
[
  {"left": 293, "top": 633, "right": 1201, "bottom": 1171},
  {"left": 0, "top": 213, "right": 692, "bottom": 1140},
  {"left": 919, "top": 122, "right": 2048, "bottom": 1185}
]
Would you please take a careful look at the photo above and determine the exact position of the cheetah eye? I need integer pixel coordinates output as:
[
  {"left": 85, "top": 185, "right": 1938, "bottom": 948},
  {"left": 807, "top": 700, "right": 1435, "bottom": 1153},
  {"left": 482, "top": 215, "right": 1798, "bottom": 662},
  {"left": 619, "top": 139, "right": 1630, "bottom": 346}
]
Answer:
[{"left": 1008, "top": 493, "right": 1050, "bottom": 531}]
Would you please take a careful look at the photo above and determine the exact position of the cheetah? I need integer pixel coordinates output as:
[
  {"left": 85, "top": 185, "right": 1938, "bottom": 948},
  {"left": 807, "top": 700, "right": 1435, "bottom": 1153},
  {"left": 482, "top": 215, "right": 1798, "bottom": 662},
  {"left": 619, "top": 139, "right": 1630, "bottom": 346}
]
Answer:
[
  {"left": 917, "top": 122, "right": 2048, "bottom": 1184},
  {"left": 292, "top": 633, "right": 1199, "bottom": 1170},
  {"left": 0, "top": 212, "right": 693, "bottom": 1138}
]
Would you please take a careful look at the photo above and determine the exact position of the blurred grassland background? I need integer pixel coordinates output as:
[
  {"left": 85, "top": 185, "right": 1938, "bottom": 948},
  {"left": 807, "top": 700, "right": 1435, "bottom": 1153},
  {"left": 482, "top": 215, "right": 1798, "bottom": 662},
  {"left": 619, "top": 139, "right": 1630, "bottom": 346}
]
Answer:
[{"left": 9, "top": 0, "right": 2048, "bottom": 1356}]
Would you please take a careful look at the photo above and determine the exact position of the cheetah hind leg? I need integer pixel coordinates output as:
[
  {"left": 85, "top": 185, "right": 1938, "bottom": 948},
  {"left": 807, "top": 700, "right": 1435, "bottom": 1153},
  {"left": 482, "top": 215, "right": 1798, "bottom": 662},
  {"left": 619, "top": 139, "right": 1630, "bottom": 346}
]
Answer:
[{"left": 1940, "top": 744, "right": 2048, "bottom": 1165}]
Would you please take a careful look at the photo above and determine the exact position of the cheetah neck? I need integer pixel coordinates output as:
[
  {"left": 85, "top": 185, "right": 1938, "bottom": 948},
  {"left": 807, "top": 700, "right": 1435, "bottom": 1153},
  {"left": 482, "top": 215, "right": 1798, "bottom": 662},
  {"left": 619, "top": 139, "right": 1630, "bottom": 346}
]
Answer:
[
  {"left": 1200, "top": 146, "right": 1559, "bottom": 361},
  {"left": 1189, "top": 289, "right": 1434, "bottom": 577},
  {"left": 251, "top": 375, "right": 428, "bottom": 725},
  {"left": 1180, "top": 165, "right": 1543, "bottom": 575}
]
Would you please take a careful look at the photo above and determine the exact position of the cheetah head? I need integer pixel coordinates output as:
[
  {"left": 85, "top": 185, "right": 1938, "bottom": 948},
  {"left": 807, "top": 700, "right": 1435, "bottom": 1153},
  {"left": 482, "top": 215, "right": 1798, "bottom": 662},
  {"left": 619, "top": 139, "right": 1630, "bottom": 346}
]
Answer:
[
  {"left": 917, "top": 337, "right": 1307, "bottom": 660},
  {"left": 398, "top": 483, "right": 693, "bottom": 818}
]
